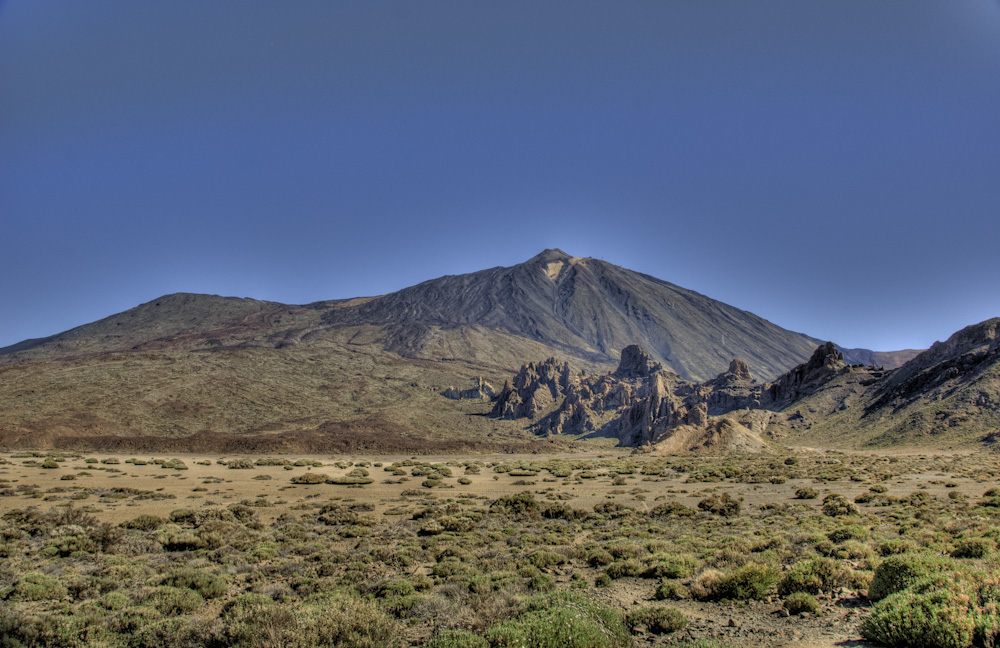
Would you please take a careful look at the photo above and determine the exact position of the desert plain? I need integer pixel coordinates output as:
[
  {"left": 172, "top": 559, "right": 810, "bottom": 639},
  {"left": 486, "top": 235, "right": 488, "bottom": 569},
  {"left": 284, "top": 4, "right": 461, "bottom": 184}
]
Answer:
[{"left": 3, "top": 448, "right": 999, "bottom": 648}]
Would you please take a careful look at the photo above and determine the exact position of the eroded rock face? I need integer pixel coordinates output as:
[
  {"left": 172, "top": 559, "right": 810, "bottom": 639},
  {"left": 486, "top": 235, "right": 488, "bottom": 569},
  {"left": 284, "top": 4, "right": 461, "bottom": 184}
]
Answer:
[
  {"left": 869, "top": 319, "right": 1000, "bottom": 414},
  {"left": 490, "top": 345, "right": 764, "bottom": 451},
  {"left": 443, "top": 377, "right": 496, "bottom": 401}
]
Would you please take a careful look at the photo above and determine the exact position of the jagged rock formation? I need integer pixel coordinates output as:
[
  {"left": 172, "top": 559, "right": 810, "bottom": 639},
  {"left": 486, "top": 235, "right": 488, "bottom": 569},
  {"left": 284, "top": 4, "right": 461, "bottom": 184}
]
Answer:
[
  {"left": 614, "top": 345, "right": 662, "bottom": 379},
  {"left": 487, "top": 336, "right": 978, "bottom": 454},
  {"left": 443, "top": 377, "right": 496, "bottom": 401},
  {"left": 762, "top": 343, "right": 850, "bottom": 410},
  {"left": 698, "top": 358, "right": 761, "bottom": 414},
  {"left": 492, "top": 345, "right": 793, "bottom": 452},
  {"left": 856, "top": 319, "right": 1000, "bottom": 445},
  {"left": 490, "top": 358, "right": 572, "bottom": 419}
]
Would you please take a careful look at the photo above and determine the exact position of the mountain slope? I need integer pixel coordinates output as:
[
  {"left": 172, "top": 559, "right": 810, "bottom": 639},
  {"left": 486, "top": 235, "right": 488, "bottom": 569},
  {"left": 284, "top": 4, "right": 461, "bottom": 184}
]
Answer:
[
  {"left": 742, "top": 319, "right": 1000, "bottom": 449},
  {"left": 329, "top": 248, "right": 827, "bottom": 381}
]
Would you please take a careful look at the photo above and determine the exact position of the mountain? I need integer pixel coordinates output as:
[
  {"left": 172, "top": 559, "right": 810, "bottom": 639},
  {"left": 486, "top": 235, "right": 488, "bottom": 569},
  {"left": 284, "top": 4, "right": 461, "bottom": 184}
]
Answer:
[
  {"left": 0, "top": 249, "right": 929, "bottom": 452},
  {"left": 0, "top": 249, "right": 897, "bottom": 381},
  {"left": 324, "top": 248, "right": 855, "bottom": 381}
]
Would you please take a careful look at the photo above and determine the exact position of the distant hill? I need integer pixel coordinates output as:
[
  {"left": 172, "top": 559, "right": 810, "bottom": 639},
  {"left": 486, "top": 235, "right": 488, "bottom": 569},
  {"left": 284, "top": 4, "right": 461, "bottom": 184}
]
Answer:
[{"left": 0, "top": 249, "right": 933, "bottom": 452}]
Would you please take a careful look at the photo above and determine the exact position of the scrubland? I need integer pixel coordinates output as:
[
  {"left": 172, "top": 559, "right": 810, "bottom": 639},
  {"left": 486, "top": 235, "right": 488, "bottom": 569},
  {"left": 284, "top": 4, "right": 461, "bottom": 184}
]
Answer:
[{"left": 2, "top": 450, "right": 1000, "bottom": 648}]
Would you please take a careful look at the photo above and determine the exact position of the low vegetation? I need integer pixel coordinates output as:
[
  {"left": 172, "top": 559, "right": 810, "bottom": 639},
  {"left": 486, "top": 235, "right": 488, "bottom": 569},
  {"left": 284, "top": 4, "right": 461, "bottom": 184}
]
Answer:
[{"left": 1, "top": 451, "right": 999, "bottom": 647}]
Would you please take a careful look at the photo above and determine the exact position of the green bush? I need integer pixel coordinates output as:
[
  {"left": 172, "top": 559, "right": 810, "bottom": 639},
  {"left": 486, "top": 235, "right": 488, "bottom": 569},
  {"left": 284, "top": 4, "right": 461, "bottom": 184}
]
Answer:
[
  {"left": 0, "top": 607, "right": 108, "bottom": 648},
  {"left": 424, "top": 629, "right": 490, "bottom": 648},
  {"left": 588, "top": 549, "right": 614, "bottom": 567},
  {"left": 122, "top": 514, "right": 164, "bottom": 531},
  {"left": 490, "top": 493, "right": 540, "bottom": 517},
  {"left": 708, "top": 563, "right": 777, "bottom": 601},
  {"left": 861, "top": 585, "right": 975, "bottom": 648},
  {"left": 878, "top": 539, "right": 918, "bottom": 556},
  {"left": 868, "top": 554, "right": 952, "bottom": 602},
  {"left": 697, "top": 493, "right": 741, "bottom": 517},
  {"left": 794, "top": 487, "right": 819, "bottom": 499},
  {"left": 486, "top": 593, "right": 629, "bottom": 648},
  {"left": 218, "top": 593, "right": 297, "bottom": 647},
  {"left": 527, "top": 549, "right": 566, "bottom": 568},
  {"left": 141, "top": 585, "right": 205, "bottom": 615},
  {"left": 654, "top": 579, "right": 689, "bottom": 601},
  {"left": 650, "top": 501, "right": 695, "bottom": 518},
  {"left": 777, "top": 557, "right": 848, "bottom": 596},
  {"left": 643, "top": 553, "right": 699, "bottom": 579},
  {"left": 783, "top": 592, "right": 820, "bottom": 615},
  {"left": 605, "top": 559, "right": 642, "bottom": 579},
  {"left": 828, "top": 524, "right": 868, "bottom": 544},
  {"left": 952, "top": 538, "right": 994, "bottom": 559},
  {"left": 2, "top": 571, "right": 68, "bottom": 601},
  {"left": 130, "top": 616, "right": 211, "bottom": 648},
  {"left": 821, "top": 494, "right": 858, "bottom": 517},
  {"left": 159, "top": 567, "right": 227, "bottom": 599},
  {"left": 624, "top": 605, "right": 688, "bottom": 634},
  {"left": 298, "top": 593, "right": 400, "bottom": 648}
]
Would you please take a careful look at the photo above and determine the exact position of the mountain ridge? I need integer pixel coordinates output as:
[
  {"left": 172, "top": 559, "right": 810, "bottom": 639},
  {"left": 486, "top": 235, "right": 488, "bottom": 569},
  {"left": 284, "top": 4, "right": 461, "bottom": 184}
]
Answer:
[{"left": 1, "top": 250, "right": 913, "bottom": 381}]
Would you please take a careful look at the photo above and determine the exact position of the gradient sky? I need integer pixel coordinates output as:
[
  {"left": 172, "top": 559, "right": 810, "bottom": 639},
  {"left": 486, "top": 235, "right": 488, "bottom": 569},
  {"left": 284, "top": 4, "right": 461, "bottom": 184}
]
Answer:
[{"left": 2, "top": 1, "right": 999, "bottom": 352}]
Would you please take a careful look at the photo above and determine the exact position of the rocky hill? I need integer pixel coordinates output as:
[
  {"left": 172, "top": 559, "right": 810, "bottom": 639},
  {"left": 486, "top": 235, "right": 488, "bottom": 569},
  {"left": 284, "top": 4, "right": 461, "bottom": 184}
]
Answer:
[{"left": 482, "top": 319, "right": 1000, "bottom": 452}]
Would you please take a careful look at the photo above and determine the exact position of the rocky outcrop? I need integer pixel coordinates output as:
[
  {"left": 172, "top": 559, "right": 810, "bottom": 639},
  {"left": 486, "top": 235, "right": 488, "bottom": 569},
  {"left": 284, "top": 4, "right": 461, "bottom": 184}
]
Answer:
[
  {"left": 641, "top": 418, "right": 769, "bottom": 455},
  {"left": 443, "top": 377, "right": 496, "bottom": 401},
  {"left": 724, "top": 358, "right": 752, "bottom": 382},
  {"left": 491, "top": 332, "right": 1000, "bottom": 452},
  {"left": 614, "top": 345, "right": 662, "bottom": 379},
  {"left": 699, "top": 358, "right": 760, "bottom": 414},
  {"left": 491, "top": 341, "right": 924, "bottom": 453},
  {"left": 762, "top": 343, "right": 849, "bottom": 410},
  {"left": 490, "top": 358, "right": 573, "bottom": 419},
  {"left": 494, "top": 344, "right": 781, "bottom": 453}
]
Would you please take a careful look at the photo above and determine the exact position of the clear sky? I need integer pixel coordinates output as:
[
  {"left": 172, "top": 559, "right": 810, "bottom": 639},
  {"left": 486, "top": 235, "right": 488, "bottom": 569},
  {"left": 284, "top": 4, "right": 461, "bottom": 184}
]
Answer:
[{"left": 2, "top": 1, "right": 999, "bottom": 352}]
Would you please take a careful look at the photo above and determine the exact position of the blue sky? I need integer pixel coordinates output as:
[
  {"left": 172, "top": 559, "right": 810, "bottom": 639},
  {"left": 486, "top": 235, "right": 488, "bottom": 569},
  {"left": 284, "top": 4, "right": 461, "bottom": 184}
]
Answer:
[{"left": 2, "top": 1, "right": 999, "bottom": 352}]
